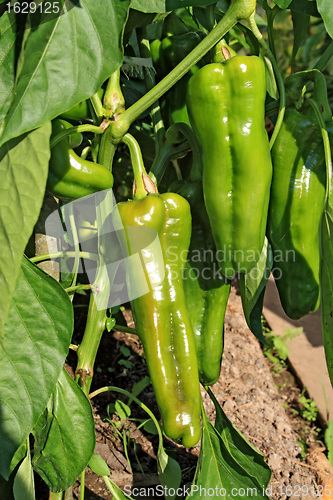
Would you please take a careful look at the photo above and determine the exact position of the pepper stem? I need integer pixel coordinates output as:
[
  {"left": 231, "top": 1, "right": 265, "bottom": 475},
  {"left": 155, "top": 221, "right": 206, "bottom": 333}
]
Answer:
[
  {"left": 137, "top": 26, "right": 165, "bottom": 157},
  {"left": 248, "top": 12, "right": 286, "bottom": 149},
  {"left": 121, "top": 133, "right": 158, "bottom": 199},
  {"left": 104, "top": 68, "right": 126, "bottom": 117}
]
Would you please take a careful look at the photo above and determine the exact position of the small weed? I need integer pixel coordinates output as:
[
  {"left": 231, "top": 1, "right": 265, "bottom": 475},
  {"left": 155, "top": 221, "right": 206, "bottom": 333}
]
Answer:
[{"left": 298, "top": 389, "right": 318, "bottom": 423}]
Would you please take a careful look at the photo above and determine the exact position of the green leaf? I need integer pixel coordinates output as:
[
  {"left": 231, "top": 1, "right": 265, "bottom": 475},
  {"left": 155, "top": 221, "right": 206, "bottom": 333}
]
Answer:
[
  {"left": 0, "top": 12, "right": 16, "bottom": 133},
  {"left": 104, "top": 476, "right": 135, "bottom": 499},
  {"left": 291, "top": 11, "right": 310, "bottom": 65},
  {"left": 317, "top": 0, "right": 333, "bottom": 38},
  {"left": 32, "top": 368, "right": 95, "bottom": 492},
  {"left": 273, "top": 0, "right": 292, "bottom": 8},
  {"left": 130, "top": 0, "right": 167, "bottom": 12},
  {"left": 13, "top": 441, "right": 35, "bottom": 500},
  {"left": 89, "top": 454, "right": 110, "bottom": 477},
  {"left": 115, "top": 400, "right": 131, "bottom": 420},
  {"left": 289, "top": 0, "right": 320, "bottom": 17},
  {"left": 157, "top": 447, "right": 182, "bottom": 500},
  {"left": 0, "top": 123, "right": 51, "bottom": 339},
  {"left": 0, "top": 0, "right": 130, "bottom": 146},
  {"left": 188, "top": 391, "right": 271, "bottom": 499},
  {"left": 325, "top": 420, "right": 333, "bottom": 465},
  {"left": 320, "top": 201, "right": 333, "bottom": 385},
  {"left": 239, "top": 238, "right": 272, "bottom": 344},
  {"left": 131, "top": 0, "right": 216, "bottom": 11},
  {"left": 143, "top": 419, "right": 159, "bottom": 435},
  {"left": 0, "top": 257, "right": 73, "bottom": 480},
  {"left": 127, "top": 375, "right": 151, "bottom": 406}
]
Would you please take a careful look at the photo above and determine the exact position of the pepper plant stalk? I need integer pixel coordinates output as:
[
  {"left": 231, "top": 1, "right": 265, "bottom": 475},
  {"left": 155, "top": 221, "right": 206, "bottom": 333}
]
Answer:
[{"left": 75, "top": 291, "right": 107, "bottom": 396}]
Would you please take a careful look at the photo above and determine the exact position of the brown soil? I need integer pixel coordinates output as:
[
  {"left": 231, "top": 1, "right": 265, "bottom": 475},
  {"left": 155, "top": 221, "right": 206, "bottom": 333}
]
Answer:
[{"left": 62, "top": 285, "right": 332, "bottom": 500}]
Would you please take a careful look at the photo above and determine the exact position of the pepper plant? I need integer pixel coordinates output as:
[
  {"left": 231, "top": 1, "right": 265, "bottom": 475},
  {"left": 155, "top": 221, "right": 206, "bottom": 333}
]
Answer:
[{"left": 0, "top": 0, "right": 332, "bottom": 498}]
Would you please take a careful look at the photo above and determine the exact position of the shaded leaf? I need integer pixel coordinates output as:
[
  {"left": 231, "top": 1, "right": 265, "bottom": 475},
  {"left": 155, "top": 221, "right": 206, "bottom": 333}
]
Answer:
[
  {"left": 0, "top": 257, "right": 73, "bottom": 479},
  {"left": 289, "top": 0, "right": 320, "bottom": 17},
  {"left": 0, "top": 0, "right": 130, "bottom": 146},
  {"left": 0, "top": 123, "right": 51, "bottom": 339},
  {"left": 239, "top": 238, "right": 272, "bottom": 344},
  {"left": 13, "top": 442, "right": 35, "bottom": 500},
  {"left": 32, "top": 368, "right": 95, "bottom": 492},
  {"left": 291, "top": 11, "right": 310, "bottom": 65}
]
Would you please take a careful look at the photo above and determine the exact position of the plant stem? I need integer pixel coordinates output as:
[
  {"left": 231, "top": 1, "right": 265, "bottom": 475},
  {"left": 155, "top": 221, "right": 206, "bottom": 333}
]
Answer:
[
  {"left": 137, "top": 26, "right": 165, "bottom": 156},
  {"left": 30, "top": 251, "right": 98, "bottom": 263},
  {"left": 75, "top": 291, "right": 107, "bottom": 396},
  {"left": 50, "top": 124, "right": 106, "bottom": 149},
  {"left": 90, "top": 91, "right": 104, "bottom": 122},
  {"left": 313, "top": 40, "right": 333, "bottom": 73},
  {"left": 98, "top": 125, "right": 117, "bottom": 171},
  {"left": 111, "top": 0, "right": 255, "bottom": 141},
  {"left": 80, "top": 471, "right": 85, "bottom": 500},
  {"left": 113, "top": 324, "right": 138, "bottom": 335},
  {"left": 65, "top": 284, "right": 93, "bottom": 293},
  {"left": 249, "top": 12, "right": 286, "bottom": 149},
  {"left": 74, "top": 191, "right": 113, "bottom": 396}
]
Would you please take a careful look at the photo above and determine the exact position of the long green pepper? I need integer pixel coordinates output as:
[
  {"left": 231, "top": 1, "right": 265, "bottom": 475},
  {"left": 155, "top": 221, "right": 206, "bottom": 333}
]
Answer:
[
  {"left": 187, "top": 56, "right": 272, "bottom": 277},
  {"left": 169, "top": 180, "right": 230, "bottom": 386}
]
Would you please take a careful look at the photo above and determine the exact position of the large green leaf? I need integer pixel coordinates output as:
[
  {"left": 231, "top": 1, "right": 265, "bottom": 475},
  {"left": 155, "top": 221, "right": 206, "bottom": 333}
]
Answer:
[
  {"left": 32, "top": 368, "right": 95, "bottom": 492},
  {"left": 238, "top": 238, "right": 272, "bottom": 344},
  {"left": 187, "top": 393, "right": 271, "bottom": 499},
  {"left": 0, "top": 12, "right": 16, "bottom": 134},
  {"left": 0, "top": 123, "right": 51, "bottom": 339},
  {"left": 0, "top": 0, "right": 130, "bottom": 146},
  {"left": 320, "top": 201, "right": 333, "bottom": 386},
  {"left": 289, "top": 0, "right": 320, "bottom": 17},
  {"left": 0, "top": 257, "right": 73, "bottom": 479},
  {"left": 131, "top": 0, "right": 216, "bottom": 12},
  {"left": 130, "top": 0, "right": 167, "bottom": 12},
  {"left": 273, "top": 0, "right": 292, "bottom": 8},
  {"left": 316, "top": 0, "right": 333, "bottom": 38},
  {"left": 209, "top": 389, "right": 271, "bottom": 488}
]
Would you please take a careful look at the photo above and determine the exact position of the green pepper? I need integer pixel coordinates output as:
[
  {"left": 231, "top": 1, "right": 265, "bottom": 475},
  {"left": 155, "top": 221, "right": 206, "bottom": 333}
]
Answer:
[
  {"left": 116, "top": 192, "right": 201, "bottom": 447},
  {"left": 169, "top": 180, "right": 231, "bottom": 386},
  {"left": 47, "top": 119, "right": 113, "bottom": 201},
  {"left": 152, "top": 29, "right": 211, "bottom": 127},
  {"left": 186, "top": 56, "right": 272, "bottom": 277},
  {"left": 267, "top": 108, "right": 328, "bottom": 319}
]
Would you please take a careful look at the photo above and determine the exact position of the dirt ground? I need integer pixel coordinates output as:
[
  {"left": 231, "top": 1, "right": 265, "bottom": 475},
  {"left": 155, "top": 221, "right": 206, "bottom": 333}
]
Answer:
[{"left": 64, "top": 285, "right": 332, "bottom": 500}]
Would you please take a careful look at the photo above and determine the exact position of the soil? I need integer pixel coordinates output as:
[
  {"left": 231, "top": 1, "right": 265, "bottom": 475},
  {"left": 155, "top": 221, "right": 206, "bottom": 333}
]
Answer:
[{"left": 61, "top": 285, "right": 332, "bottom": 500}]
